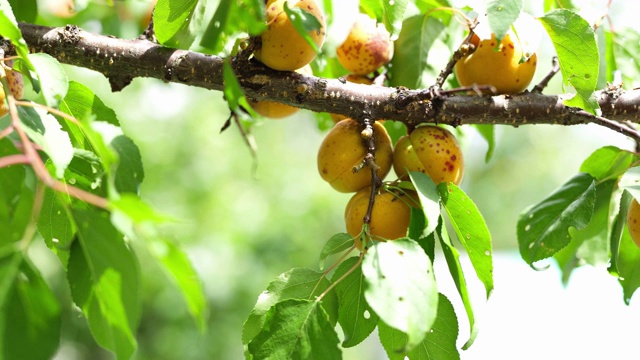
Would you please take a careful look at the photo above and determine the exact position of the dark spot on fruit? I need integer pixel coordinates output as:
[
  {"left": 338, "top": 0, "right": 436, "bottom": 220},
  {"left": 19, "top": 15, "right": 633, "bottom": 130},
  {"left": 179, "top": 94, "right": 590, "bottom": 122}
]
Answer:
[{"left": 451, "top": 155, "right": 457, "bottom": 161}]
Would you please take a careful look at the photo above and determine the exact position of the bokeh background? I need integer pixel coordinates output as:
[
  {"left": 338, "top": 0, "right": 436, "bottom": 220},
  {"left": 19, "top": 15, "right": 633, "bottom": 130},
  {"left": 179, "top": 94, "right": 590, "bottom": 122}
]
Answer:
[{"left": 24, "top": 0, "right": 640, "bottom": 359}]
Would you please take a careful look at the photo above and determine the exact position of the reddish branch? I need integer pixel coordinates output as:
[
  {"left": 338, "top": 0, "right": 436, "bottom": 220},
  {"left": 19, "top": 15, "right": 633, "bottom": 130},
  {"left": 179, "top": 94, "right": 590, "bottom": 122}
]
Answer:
[{"left": 10, "top": 23, "right": 640, "bottom": 130}]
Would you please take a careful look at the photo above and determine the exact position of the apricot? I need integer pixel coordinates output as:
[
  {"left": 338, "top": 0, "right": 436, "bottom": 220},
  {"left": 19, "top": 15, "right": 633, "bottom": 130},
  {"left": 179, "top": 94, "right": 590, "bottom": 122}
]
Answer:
[
  {"left": 254, "top": 0, "right": 326, "bottom": 71},
  {"left": 627, "top": 198, "right": 640, "bottom": 248},
  {"left": 330, "top": 74, "right": 373, "bottom": 122},
  {"left": 345, "top": 187, "right": 420, "bottom": 250},
  {"left": 454, "top": 33, "right": 537, "bottom": 94},
  {"left": 336, "top": 14, "right": 394, "bottom": 76},
  {"left": 317, "top": 119, "right": 392, "bottom": 193},
  {"left": 393, "top": 125, "right": 463, "bottom": 185},
  {"left": 249, "top": 65, "right": 312, "bottom": 119},
  {"left": 0, "top": 60, "right": 24, "bottom": 118}
]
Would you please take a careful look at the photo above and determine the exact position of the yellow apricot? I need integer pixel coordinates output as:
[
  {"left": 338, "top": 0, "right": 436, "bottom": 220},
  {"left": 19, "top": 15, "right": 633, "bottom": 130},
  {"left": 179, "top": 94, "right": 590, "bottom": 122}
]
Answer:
[
  {"left": 317, "top": 118, "right": 392, "bottom": 193},
  {"left": 454, "top": 33, "right": 537, "bottom": 94},
  {"left": 336, "top": 14, "right": 394, "bottom": 76},
  {"left": 330, "top": 74, "right": 374, "bottom": 122},
  {"left": 249, "top": 65, "right": 312, "bottom": 119},
  {"left": 345, "top": 187, "right": 419, "bottom": 250},
  {"left": 0, "top": 60, "right": 24, "bottom": 118},
  {"left": 393, "top": 125, "right": 463, "bottom": 185},
  {"left": 254, "top": 0, "right": 326, "bottom": 71},
  {"left": 627, "top": 198, "right": 640, "bottom": 249}
]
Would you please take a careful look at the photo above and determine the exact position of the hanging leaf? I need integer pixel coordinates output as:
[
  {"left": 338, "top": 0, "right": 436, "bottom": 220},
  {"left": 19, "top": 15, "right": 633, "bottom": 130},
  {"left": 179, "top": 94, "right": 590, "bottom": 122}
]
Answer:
[
  {"left": 247, "top": 299, "right": 341, "bottom": 359},
  {"left": 362, "top": 239, "right": 438, "bottom": 351}
]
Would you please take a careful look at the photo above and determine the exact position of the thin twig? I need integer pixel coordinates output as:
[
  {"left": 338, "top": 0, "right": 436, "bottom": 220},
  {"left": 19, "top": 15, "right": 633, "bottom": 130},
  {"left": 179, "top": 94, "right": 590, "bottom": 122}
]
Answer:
[
  {"left": 0, "top": 153, "right": 29, "bottom": 168},
  {"left": 532, "top": 56, "right": 560, "bottom": 94},
  {"left": 15, "top": 100, "right": 80, "bottom": 124},
  {"left": 576, "top": 110, "right": 640, "bottom": 143}
]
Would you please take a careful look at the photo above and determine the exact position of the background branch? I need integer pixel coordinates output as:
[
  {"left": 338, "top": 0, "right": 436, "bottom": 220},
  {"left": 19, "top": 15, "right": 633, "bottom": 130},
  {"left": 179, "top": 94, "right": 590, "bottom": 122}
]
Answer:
[{"left": 13, "top": 23, "right": 640, "bottom": 130}]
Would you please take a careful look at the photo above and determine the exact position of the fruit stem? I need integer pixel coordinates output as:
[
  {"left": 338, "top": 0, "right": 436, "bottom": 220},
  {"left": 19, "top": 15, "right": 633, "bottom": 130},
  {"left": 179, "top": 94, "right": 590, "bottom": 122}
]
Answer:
[{"left": 361, "top": 118, "right": 382, "bottom": 226}]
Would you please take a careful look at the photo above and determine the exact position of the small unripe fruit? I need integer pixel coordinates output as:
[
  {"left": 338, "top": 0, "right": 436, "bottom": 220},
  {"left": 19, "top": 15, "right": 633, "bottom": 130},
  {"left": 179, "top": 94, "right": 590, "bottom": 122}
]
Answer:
[
  {"left": 317, "top": 119, "right": 392, "bottom": 193},
  {"left": 249, "top": 65, "right": 312, "bottom": 119},
  {"left": 454, "top": 33, "right": 537, "bottom": 94},
  {"left": 627, "top": 198, "right": 640, "bottom": 248},
  {"left": 0, "top": 60, "right": 24, "bottom": 118},
  {"left": 393, "top": 125, "right": 463, "bottom": 185},
  {"left": 330, "top": 74, "right": 373, "bottom": 122},
  {"left": 254, "top": 0, "right": 326, "bottom": 71},
  {"left": 345, "top": 187, "right": 419, "bottom": 250},
  {"left": 336, "top": 14, "right": 394, "bottom": 76}
]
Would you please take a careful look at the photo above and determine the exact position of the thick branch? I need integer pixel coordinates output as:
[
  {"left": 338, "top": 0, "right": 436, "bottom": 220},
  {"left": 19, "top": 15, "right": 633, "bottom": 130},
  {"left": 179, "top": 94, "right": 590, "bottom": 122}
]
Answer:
[{"left": 15, "top": 23, "right": 640, "bottom": 127}]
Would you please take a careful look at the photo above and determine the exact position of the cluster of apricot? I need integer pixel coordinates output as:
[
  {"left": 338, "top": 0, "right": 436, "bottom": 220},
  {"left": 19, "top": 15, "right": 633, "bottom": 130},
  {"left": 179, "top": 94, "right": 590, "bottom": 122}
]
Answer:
[
  {"left": 318, "top": 118, "right": 463, "bottom": 249},
  {"left": 249, "top": 3, "right": 574, "bottom": 250}
]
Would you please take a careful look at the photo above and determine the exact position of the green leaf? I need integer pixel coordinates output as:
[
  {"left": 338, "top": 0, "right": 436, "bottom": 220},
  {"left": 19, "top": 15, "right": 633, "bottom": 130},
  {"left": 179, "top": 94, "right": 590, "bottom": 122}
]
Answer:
[
  {"left": 580, "top": 146, "right": 637, "bottom": 181},
  {"left": 319, "top": 233, "right": 354, "bottom": 270},
  {"left": 438, "top": 183, "right": 494, "bottom": 298},
  {"left": 362, "top": 239, "right": 438, "bottom": 351},
  {"left": 544, "top": 0, "right": 576, "bottom": 12},
  {"left": 436, "top": 218, "right": 477, "bottom": 349},
  {"left": 283, "top": 1, "right": 323, "bottom": 53},
  {"left": 611, "top": 28, "right": 640, "bottom": 88},
  {"left": 608, "top": 190, "right": 629, "bottom": 278},
  {"left": 223, "top": 60, "right": 249, "bottom": 113},
  {"left": 154, "top": 0, "right": 200, "bottom": 48},
  {"left": 332, "top": 257, "right": 378, "bottom": 347},
  {"left": 242, "top": 267, "right": 338, "bottom": 344},
  {"left": 200, "top": 0, "right": 265, "bottom": 53},
  {"left": 389, "top": 14, "right": 445, "bottom": 88},
  {"left": 18, "top": 106, "right": 73, "bottom": 179},
  {"left": 28, "top": 53, "right": 68, "bottom": 108},
  {"left": 37, "top": 188, "right": 74, "bottom": 267},
  {"left": 408, "top": 206, "right": 426, "bottom": 242},
  {"left": 473, "top": 125, "right": 495, "bottom": 163},
  {"left": 486, "top": 0, "right": 523, "bottom": 41},
  {"left": 360, "top": 0, "right": 408, "bottom": 38},
  {"left": 68, "top": 208, "right": 141, "bottom": 360},
  {"left": 0, "top": 0, "right": 32, "bottom": 66},
  {"left": 110, "top": 194, "right": 171, "bottom": 226},
  {"left": 1, "top": 259, "right": 61, "bottom": 360},
  {"left": 517, "top": 173, "right": 596, "bottom": 266},
  {"left": 554, "top": 180, "right": 615, "bottom": 284},
  {"left": 8, "top": 0, "right": 36, "bottom": 23},
  {"left": 0, "top": 138, "right": 25, "bottom": 242},
  {"left": 378, "top": 293, "right": 459, "bottom": 360},
  {"left": 149, "top": 238, "right": 207, "bottom": 332},
  {"left": 538, "top": 9, "right": 599, "bottom": 114},
  {"left": 0, "top": 253, "right": 21, "bottom": 310},
  {"left": 619, "top": 167, "right": 640, "bottom": 200},
  {"left": 247, "top": 299, "right": 341, "bottom": 359},
  {"left": 409, "top": 171, "right": 441, "bottom": 236},
  {"left": 110, "top": 135, "right": 144, "bottom": 194},
  {"left": 60, "top": 81, "right": 120, "bottom": 150}
]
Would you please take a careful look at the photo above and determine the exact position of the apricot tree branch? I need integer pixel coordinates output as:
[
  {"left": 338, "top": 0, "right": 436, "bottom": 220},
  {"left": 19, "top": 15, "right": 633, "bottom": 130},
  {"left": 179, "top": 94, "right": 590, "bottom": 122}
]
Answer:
[{"left": 11, "top": 23, "right": 640, "bottom": 130}]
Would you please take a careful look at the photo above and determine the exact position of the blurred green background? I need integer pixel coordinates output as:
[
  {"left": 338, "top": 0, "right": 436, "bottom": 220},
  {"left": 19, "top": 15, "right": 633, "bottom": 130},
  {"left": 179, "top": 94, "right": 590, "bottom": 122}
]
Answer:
[{"left": 24, "top": 0, "right": 639, "bottom": 359}]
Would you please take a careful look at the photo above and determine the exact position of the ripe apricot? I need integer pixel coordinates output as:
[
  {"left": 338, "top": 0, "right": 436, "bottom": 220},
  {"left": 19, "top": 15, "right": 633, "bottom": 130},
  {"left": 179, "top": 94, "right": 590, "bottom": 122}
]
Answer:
[
  {"left": 393, "top": 125, "right": 463, "bottom": 185},
  {"left": 330, "top": 74, "right": 373, "bottom": 122},
  {"left": 345, "top": 187, "right": 420, "bottom": 250},
  {"left": 454, "top": 33, "right": 537, "bottom": 94},
  {"left": 0, "top": 61, "right": 24, "bottom": 118},
  {"left": 249, "top": 65, "right": 312, "bottom": 119},
  {"left": 336, "top": 14, "right": 394, "bottom": 76},
  {"left": 254, "top": 0, "right": 326, "bottom": 71},
  {"left": 317, "top": 119, "right": 392, "bottom": 193},
  {"left": 627, "top": 198, "right": 640, "bottom": 248}
]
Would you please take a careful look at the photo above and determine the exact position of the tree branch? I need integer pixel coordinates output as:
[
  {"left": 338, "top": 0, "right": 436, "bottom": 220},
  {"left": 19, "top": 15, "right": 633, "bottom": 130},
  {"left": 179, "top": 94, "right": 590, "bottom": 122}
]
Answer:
[{"left": 13, "top": 23, "right": 640, "bottom": 129}]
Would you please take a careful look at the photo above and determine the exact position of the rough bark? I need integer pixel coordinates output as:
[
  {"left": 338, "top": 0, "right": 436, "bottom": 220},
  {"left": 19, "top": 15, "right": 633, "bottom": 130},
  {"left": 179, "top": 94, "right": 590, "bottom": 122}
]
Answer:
[{"left": 12, "top": 23, "right": 640, "bottom": 129}]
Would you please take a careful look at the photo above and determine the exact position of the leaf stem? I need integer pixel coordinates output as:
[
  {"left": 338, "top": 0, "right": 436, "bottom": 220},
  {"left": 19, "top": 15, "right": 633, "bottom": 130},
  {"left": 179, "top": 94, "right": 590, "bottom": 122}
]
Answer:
[{"left": 316, "top": 252, "right": 364, "bottom": 302}]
